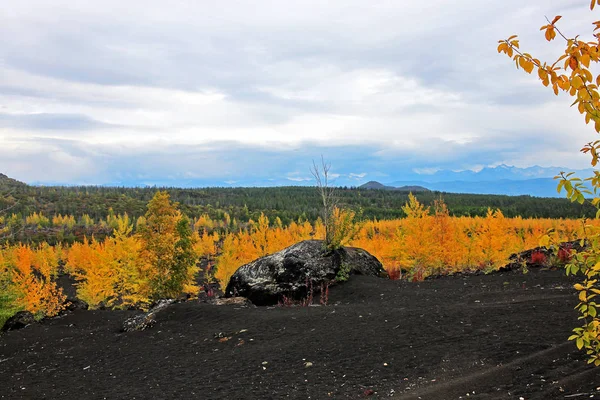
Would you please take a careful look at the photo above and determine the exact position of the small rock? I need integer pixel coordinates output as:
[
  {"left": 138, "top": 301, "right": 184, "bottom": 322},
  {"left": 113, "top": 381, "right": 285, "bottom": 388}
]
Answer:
[
  {"left": 2, "top": 311, "right": 35, "bottom": 332},
  {"left": 122, "top": 313, "right": 156, "bottom": 332},
  {"left": 63, "top": 298, "right": 89, "bottom": 311},
  {"left": 305, "top": 361, "right": 313, "bottom": 368},
  {"left": 121, "top": 299, "right": 174, "bottom": 332},
  {"left": 209, "top": 297, "right": 252, "bottom": 306}
]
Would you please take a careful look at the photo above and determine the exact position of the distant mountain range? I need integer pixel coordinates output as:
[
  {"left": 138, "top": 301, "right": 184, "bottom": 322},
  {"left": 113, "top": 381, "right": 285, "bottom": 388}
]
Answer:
[
  {"left": 4, "top": 164, "right": 596, "bottom": 198},
  {"left": 359, "top": 179, "right": 565, "bottom": 197},
  {"left": 389, "top": 164, "right": 585, "bottom": 183},
  {"left": 358, "top": 165, "right": 596, "bottom": 198}
]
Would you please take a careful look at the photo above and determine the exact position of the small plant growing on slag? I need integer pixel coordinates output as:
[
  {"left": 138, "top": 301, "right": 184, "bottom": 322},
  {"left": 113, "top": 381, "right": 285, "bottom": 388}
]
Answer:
[
  {"left": 387, "top": 267, "right": 402, "bottom": 280},
  {"left": 557, "top": 243, "right": 574, "bottom": 264},
  {"left": 530, "top": 250, "right": 548, "bottom": 266},
  {"left": 336, "top": 261, "right": 351, "bottom": 282}
]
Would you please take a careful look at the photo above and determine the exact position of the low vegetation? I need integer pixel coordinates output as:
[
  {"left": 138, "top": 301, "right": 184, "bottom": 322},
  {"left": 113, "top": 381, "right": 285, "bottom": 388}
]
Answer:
[{"left": 0, "top": 192, "right": 590, "bottom": 327}]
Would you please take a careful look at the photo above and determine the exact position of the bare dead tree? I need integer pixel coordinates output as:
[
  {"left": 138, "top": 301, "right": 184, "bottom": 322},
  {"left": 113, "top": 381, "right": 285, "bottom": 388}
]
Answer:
[{"left": 310, "top": 156, "right": 337, "bottom": 247}]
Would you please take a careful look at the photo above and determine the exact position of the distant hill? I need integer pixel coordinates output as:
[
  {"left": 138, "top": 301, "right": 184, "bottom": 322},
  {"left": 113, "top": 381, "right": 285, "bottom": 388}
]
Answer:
[
  {"left": 0, "top": 173, "right": 26, "bottom": 189},
  {"left": 360, "top": 181, "right": 396, "bottom": 190},
  {"left": 359, "top": 181, "right": 430, "bottom": 192},
  {"left": 387, "top": 178, "right": 569, "bottom": 198}
]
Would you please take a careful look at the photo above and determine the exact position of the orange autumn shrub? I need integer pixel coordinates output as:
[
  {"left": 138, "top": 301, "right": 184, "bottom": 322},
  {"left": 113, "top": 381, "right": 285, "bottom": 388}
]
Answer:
[
  {"left": 5, "top": 243, "right": 65, "bottom": 317},
  {"left": 66, "top": 195, "right": 202, "bottom": 308},
  {"left": 67, "top": 215, "right": 148, "bottom": 308},
  {"left": 212, "top": 202, "right": 595, "bottom": 287},
  {"left": 347, "top": 196, "right": 593, "bottom": 280}
]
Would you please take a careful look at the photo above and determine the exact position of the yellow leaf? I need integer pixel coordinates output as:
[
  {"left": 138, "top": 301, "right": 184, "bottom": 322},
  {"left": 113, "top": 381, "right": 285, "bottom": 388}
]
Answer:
[
  {"left": 523, "top": 60, "right": 534, "bottom": 74},
  {"left": 552, "top": 15, "right": 562, "bottom": 25},
  {"left": 538, "top": 68, "right": 547, "bottom": 80},
  {"left": 545, "top": 26, "right": 556, "bottom": 41},
  {"left": 580, "top": 291, "right": 588, "bottom": 302},
  {"left": 582, "top": 53, "right": 591, "bottom": 68}
]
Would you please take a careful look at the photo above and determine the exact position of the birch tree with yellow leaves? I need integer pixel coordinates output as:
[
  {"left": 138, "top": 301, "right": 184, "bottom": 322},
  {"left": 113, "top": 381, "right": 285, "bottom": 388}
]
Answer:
[{"left": 498, "top": 1, "right": 600, "bottom": 365}]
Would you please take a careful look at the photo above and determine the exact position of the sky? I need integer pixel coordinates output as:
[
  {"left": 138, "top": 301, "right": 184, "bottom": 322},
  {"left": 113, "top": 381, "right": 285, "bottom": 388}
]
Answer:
[{"left": 0, "top": 0, "right": 598, "bottom": 187}]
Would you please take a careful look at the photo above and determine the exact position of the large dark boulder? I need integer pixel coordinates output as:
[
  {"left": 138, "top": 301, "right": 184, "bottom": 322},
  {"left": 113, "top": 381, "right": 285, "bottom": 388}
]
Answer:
[
  {"left": 2, "top": 311, "right": 35, "bottom": 332},
  {"left": 224, "top": 240, "right": 387, "bottom": 305}
]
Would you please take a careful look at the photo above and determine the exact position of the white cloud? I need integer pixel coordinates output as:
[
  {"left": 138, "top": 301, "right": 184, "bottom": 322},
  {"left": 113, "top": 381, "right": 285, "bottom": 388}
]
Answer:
[
  {"left": 286, "top": 177, "right": 312, "bottom": 182},
  {"left": 0, "top": 0, "right": 595, "bottom": 184}
]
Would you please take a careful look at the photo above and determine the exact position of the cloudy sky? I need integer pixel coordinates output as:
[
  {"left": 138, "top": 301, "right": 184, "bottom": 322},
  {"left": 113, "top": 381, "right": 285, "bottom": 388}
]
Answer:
[{"left": 0, "top": 0, "right": 597, "bottom": 186}]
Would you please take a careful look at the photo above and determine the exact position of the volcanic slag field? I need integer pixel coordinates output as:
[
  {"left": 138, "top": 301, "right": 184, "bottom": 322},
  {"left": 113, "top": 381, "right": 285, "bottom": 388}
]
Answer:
[{"left": 1, "top": 267, "right": 599, "bottom": 400}]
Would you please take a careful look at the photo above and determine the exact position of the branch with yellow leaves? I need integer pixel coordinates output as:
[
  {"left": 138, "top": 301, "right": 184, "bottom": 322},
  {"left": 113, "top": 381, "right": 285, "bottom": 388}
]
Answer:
[{"left": 498, "top": 14, "right": 600, "bottom": 131}]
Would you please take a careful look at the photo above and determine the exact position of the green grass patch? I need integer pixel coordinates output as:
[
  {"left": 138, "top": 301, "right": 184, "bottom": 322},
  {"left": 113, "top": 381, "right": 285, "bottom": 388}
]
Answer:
[{"left": 0, "top": 288, "right": 23, "bottom": 330}]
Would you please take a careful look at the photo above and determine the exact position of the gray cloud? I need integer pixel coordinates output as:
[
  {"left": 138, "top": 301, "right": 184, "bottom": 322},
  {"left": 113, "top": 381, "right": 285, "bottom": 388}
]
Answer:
[
  {"left": 0, "top": 0, "right": 595, "bottom": 185},
  {"left": 0, "top": 113, "right": 118, "bottom": 130}
]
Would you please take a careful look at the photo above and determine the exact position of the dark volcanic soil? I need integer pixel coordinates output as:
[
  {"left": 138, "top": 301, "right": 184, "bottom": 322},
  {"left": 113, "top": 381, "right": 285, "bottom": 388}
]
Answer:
[{"left": 1, "top": 268, "right": 599, "bottom": 399}]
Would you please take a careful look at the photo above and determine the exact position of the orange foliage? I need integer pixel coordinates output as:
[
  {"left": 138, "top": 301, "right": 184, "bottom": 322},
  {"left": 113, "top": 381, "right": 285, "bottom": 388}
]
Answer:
[
  {"left": 66, "top": 204, "right": 202, "bottom": 308},
  {"left": 3, "top": 243, "right": 65, "bottom": 317},
  {"left": 213, "top": 197, "right": 593, "bottom": 286},
  {"left": 6, "top": 196, "right": 596, "bottom": 312}
]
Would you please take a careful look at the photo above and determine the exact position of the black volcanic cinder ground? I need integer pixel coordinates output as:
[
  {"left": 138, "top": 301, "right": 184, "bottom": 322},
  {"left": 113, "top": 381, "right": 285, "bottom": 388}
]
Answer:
[{"left": 1, "top": 268, "right": 599, "bottom": 399}]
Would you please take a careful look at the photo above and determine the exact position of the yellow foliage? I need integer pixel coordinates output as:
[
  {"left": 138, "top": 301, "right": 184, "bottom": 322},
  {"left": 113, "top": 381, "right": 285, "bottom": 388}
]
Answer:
[
  {"left": 194, "top": 214, "right": 214, "bottom": 231},
  {"left": 67, "top": 218, "right": 148, "bottom": 308},
  {"left": 25, "top": 212, "right": 50, "bottom": 228}
]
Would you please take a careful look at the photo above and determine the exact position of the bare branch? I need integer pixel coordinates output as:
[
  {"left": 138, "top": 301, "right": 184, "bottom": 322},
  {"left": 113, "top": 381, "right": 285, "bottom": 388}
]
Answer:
[
  {"left": 310, "top": 156, "right": 338, "bottom": 246},
  {"left": 544, "top": 16, "right": 570, "bottom": 43}
]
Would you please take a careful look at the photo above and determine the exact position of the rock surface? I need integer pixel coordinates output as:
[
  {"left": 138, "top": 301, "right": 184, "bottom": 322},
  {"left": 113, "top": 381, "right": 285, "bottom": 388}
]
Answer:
[
  {"left": 121, "top": 299, "right": 174, "bottom": 332},
  {"left": 224, "top": 240, "right": 386, "bottom": 305},
  {"left": 209, "top": 297, "right": 253, "bottom": 307},
  {"left": 63, "top": 298, "right": 89, "bottom": 311},
  {"left": 2, "top": 311, "right": 35, "bottom": 332}
]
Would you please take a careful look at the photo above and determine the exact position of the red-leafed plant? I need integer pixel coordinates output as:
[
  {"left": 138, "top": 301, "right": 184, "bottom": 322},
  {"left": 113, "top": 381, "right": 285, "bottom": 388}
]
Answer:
[
  {"left": 387, "top": 268, "right": 402, "bottom": 281},
  {"left": 530, "top": 250, "right": 547, "bottom": 266},
  {"left": 557, "top": 244, "right": 573, "bottom": 264}
]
